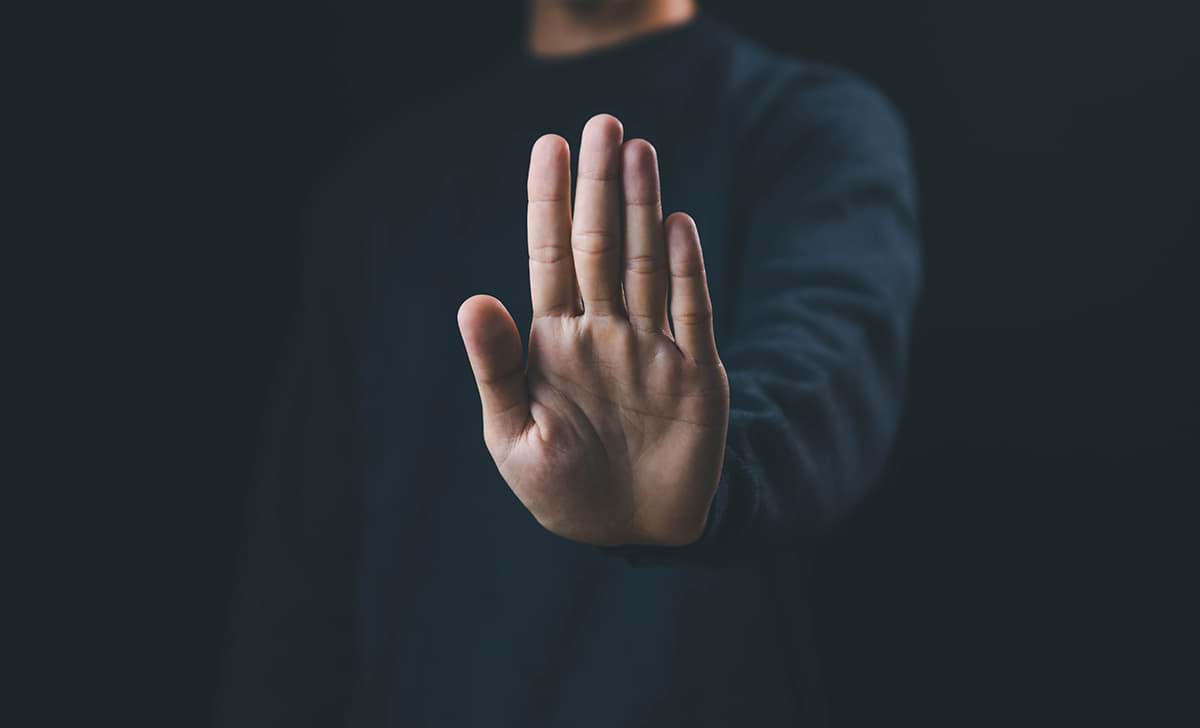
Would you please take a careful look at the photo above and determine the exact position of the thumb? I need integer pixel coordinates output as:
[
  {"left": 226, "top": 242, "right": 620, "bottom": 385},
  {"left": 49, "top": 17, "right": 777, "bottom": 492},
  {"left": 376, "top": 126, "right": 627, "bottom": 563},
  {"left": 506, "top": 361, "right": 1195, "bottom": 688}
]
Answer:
[{"left": 457, "top": 294, "right": 530, "bottom": 461}]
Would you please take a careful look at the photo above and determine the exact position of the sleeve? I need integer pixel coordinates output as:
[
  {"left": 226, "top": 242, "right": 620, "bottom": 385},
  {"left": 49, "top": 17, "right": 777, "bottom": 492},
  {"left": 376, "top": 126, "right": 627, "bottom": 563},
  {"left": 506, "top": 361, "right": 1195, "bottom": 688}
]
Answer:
[
  {"left": 608, "top": 73, "right": 922, "bottom": 567},
  {"left": 213, "top": 170, "right": 363, "bottom": 725}
]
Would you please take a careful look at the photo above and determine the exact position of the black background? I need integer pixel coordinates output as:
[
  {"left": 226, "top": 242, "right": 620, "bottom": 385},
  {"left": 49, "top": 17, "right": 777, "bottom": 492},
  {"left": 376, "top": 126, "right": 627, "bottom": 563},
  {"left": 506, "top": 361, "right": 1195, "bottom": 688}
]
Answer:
[{"left": 26, "top": 1, "right": 1197, "bottom": 724}]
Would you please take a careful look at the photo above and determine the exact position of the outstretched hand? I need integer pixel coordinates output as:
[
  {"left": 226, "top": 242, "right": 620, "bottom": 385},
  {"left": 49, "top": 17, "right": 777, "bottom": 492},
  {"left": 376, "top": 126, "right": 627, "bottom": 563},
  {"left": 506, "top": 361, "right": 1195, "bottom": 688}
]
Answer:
[{"left": 458, "top": 114, "right": 729, "bottom": 547}]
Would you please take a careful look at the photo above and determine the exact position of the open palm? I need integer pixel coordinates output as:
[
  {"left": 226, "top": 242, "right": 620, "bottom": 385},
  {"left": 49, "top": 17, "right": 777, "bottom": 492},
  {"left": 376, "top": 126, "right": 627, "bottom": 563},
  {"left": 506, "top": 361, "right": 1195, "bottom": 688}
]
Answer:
[{"left": 458, "top": 114, "right": 729, "bottom": 547}]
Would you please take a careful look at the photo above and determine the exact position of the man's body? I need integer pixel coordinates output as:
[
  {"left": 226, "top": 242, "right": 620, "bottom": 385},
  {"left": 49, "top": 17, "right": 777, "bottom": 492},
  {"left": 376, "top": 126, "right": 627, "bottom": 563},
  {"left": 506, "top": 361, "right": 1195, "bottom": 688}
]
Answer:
[{"left": 218, "top": 2, "right": 921, "bottom": 725}]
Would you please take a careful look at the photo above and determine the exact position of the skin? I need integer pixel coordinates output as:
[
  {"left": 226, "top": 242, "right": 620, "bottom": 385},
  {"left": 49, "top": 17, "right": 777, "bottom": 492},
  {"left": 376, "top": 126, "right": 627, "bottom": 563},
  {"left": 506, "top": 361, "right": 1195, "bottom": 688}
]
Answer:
[
  {"left": 527, "top": 0, "right": 695, "bottom": 58},
  {"left": 457, "top": 115, "right": 729, "bottom": 547}
]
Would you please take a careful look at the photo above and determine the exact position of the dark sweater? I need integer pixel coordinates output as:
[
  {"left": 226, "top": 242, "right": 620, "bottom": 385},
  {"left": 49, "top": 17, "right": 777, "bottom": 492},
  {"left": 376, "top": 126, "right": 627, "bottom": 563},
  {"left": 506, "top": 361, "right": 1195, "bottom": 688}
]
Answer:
[{"left": 217, "top": 15, "right": 921, "bottom": 727}]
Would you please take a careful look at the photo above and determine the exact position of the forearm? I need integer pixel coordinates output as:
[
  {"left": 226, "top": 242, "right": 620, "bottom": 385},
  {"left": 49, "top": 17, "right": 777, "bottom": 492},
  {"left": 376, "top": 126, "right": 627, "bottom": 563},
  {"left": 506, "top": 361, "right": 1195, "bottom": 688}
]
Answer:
[
  {"left": 604, "top": 273, "right": 916, "bottom": 566},
  {"left": 605, "top": 76, "right": 922, "bottom": 565}
]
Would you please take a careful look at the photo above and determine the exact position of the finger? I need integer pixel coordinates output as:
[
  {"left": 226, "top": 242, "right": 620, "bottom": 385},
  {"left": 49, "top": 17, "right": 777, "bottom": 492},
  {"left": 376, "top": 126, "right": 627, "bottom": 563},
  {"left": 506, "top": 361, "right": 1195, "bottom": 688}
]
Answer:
[
  {"left": 572, "top": 114, "right": 625, "bottom": 317},
  {"left": 527, "top": 134, "right": 578, "bottom": 317},
  {"left": 457, "top": 295, "right": 530, "bottom": 460},
  {"left": 665, "top": 213, "right": 719, "bottom": 364},
  {"left": 621, "top": 139, "right": 668, "bottom": 332}
]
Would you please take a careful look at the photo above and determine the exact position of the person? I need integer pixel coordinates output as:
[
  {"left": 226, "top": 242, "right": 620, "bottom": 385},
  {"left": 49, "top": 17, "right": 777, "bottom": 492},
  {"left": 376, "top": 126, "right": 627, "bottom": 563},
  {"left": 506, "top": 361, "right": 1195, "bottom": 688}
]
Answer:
[{"left": 216, "top": 0, "right": 921, "bottom": 725}]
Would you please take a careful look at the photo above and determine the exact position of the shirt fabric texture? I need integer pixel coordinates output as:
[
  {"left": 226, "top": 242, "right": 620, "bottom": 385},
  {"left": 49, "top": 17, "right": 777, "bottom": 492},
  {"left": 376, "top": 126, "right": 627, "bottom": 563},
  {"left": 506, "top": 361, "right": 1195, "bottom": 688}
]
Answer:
[{"left": 218, "top": 15, "right": 922, "bottom": 727}]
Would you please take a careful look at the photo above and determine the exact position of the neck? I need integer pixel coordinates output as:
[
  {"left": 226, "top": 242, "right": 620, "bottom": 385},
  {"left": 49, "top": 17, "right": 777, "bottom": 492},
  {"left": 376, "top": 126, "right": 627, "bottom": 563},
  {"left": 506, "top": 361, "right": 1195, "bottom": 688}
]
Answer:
[{"left": 527, "top": 0, "right": 696, "bottom": 59}]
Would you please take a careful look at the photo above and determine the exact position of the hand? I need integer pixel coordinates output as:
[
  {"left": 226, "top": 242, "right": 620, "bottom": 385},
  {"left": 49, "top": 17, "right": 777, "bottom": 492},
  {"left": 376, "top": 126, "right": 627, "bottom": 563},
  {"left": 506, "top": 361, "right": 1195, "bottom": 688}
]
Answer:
[{"left": 457, "top": 114, "right": 730, "bottom": 547}]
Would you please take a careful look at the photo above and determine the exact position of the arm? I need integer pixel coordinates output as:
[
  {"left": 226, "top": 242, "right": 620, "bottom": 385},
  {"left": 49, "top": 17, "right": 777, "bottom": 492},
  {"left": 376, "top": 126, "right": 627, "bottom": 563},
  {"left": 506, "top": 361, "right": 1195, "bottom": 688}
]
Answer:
[
  {"left": 604, "top": 76, "right": 921, "bottom": 566},
  {"left": 712, "top": 76, "right": 922, "bottom": 556},
  {"left": 458, "top": 80, "right": 919, "bottom": 564}
]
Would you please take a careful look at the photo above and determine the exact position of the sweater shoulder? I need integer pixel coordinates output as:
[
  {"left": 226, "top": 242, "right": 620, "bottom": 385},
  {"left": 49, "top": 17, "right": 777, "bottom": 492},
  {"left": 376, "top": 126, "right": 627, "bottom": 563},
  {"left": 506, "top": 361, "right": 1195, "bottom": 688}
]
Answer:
[
  {"left": 723, "top": 38, "right": 910, "bottom": 156},
  {"left": 706, "top": 31, "right": 914, "bottom": 204}
]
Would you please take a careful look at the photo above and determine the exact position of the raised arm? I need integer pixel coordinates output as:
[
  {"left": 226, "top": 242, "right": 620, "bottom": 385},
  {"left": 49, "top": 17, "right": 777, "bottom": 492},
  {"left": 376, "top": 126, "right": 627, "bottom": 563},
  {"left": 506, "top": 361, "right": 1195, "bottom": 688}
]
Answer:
[
  {"left": 459, "top": 78, "right": 919, "bottom": 565},
  {"left": 701, "top": 76, "right": 922, "bottom": 560}
]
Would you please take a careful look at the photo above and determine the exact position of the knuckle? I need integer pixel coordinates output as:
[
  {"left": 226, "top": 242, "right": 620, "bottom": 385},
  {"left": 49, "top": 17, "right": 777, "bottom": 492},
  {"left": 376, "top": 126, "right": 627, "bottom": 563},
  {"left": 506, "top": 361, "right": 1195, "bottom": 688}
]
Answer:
[
  {"left": 672, "top": 307, "right": 712, "bottom": 325},
  {"left": 528, "top": 243, "right": 571, "bottom": 264},
  {"left": 623, "top": 254, "right": 660, "bottom": 273},
  {"left": 572, "top": 229, "right": 618, "bottom": 252},
  {"left": 627, "top": 312, "right": 662, "bottom": 332}
]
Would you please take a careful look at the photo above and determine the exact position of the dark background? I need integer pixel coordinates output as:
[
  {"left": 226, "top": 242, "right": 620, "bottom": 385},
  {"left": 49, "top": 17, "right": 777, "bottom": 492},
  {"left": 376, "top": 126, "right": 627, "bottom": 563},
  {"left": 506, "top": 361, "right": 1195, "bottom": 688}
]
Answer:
[{"left": 31, "top": 1, "right": 1196, "bottom": 724}]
